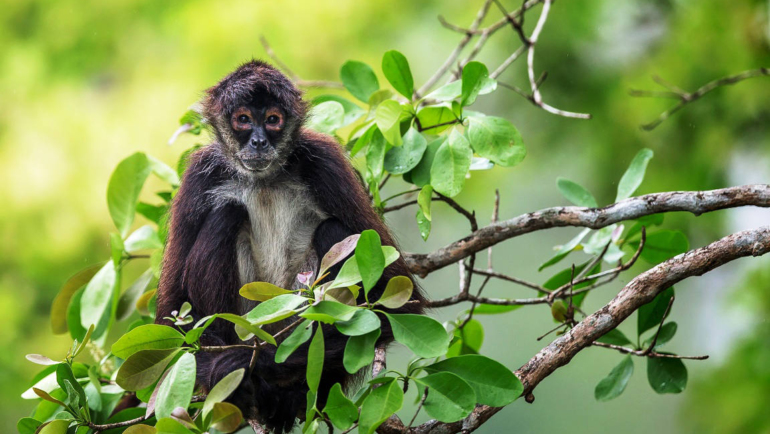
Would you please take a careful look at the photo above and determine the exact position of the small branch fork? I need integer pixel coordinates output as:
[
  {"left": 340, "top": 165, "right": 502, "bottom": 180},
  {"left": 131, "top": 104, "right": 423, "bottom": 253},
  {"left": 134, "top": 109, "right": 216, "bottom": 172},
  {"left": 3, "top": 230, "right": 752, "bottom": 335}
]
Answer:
[{"left": 630, "top": 68, "right": 770, "bottom": 130}]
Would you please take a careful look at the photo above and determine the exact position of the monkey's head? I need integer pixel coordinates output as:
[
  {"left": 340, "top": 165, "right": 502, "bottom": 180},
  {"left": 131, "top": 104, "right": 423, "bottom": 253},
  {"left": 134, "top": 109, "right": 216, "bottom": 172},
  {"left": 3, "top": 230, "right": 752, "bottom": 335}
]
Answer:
[{"left": 204, "top": 60, "right": 307, "bottom": 177}]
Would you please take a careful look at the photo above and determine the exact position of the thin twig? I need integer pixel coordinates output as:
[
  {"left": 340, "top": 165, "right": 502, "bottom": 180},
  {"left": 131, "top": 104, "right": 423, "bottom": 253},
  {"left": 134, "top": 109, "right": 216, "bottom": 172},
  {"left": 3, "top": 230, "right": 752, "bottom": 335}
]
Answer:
[
  {"left": 471, "top": 268, "right": 548, "bottom": 293},
  {"left": 408, "top": 388, "right": 430, "bottom": 428},
  {"left": 631, "top": 68, "right": 770, "bottom": 130},
  {"left": 592, "top": 341, "right": 708, "bottom": 360},
  {"left": 641, "top": 295, "right": 675, "bottom": 355},
  {"left": 418, "top": 0, "right": 494, "bottom": 96}
]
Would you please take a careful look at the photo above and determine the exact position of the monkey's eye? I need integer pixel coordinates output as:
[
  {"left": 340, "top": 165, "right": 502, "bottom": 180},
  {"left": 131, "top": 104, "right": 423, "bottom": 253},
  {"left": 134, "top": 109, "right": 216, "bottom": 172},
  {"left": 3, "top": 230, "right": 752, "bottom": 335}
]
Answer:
[
  {"left": 237, "top": 114, "right": 250, "bottom": 124},
  {"left": 264, "top": 109, "right": 284, "bottom": 130}
]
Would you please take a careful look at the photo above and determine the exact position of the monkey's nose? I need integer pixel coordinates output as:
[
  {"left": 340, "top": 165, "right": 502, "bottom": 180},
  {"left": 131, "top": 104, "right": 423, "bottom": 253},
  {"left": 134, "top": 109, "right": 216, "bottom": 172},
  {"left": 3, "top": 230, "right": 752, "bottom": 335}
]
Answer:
[{"left": 251, "top": 138, "right": 269, "bottom": 151}]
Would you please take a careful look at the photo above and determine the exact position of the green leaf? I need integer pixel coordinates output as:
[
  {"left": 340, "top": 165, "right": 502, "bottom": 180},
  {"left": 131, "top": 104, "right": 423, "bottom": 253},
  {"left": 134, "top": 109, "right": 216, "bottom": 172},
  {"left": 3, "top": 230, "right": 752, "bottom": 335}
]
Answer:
[
  {"left": 108, "top": 152, "right": 152, "bottom": 237},
  {"left": 38, "top": 420, "right": 71, "bottom": 434},
  {"left": 415, "top": 372, "right": 476, "bottom": 422},
  {"left": 471, "top": 304, "right": 521, "bottom": 315},
  {"left": 460, "top": 62, "right": 489, "bottom": 106},
  {"left": 319, "top": 234, "right": 361, "bottom": 277},
  {"left": 56, "top": 363, "right": 87, "bottom": 408},
  {"left": 324, "top": 285, "right": 360, "bottom": 306},
  {"left": 465, "top": 116, "right": 526, "bottom": 167},
  {"left": 243, "top": 294, "right": 307, "bottom": 325},
  {"left": 178, "top": 109, "right": 203, "bottom": 135},
  {"left": 201, "top": 368, "right": 244, "bottom": 419},
  {"left": 643, "top": 322, "right": 678, "bottom": 348},
  {"left": 629, "top": 230, "right": 689, "bottom": 264},
  {"left": 210, "top": 402, "right": 243, "bottom": 433},
  {"left": 430, "top": 129, "right": 472, "bottom": 197},
  {"left": 116, "top": 348, "right": 180, "bottom": 391},
  {"left": 375, "top": 100, "right": 404, "bottom": 146},
  {"left": 557, "top": 178, "right": 598, "bottom": 207},
  {"left": 112, "top": 324, "right": 184, "bottom": 360},
  {"left": 306, "top": 101, "right": 345, "bottom": 135},
  {"left": 340, "top": 60, "right": 379, "bottom": 103},
  {"left": 80, "top": 261, "right": 118, "bottom": 336},
  {"left": 382, "top": 50, "right": 414, "bottom": 99},
  {"left": 385, "top": 313, "right": 450, "bottom": 358},
  {"left": 239, "top": 282, "right": 294, "bottom": 302},
  {"left": 147, "top": 154, "right": 181, "bottom": 187},
  {"left": 137, "top": 202, "right": 167, "bottom": 226},
  {"left": 51, "top": 264, "right": 103, "bottom": 335},
  {"left": 312, "top": 95, "right": 365, "bottom": 126},
  {"left": 17, "top": 418, "right": 42, "bottom": 434},
  {"left": 638, "top": 287, "right": 675, "bottom": 336},
  {"left": 425, "top": 78, "right": 497, "bottom": 102},
  {"left": 384, "top": 127, "right": 427, "bottom": 174},
  {"left": 330, "top": 245, "right": 398, "bottom": 290},
  {"left": 615, "top": 148, "right": 654, "bottom": 202},
  {"left": 344, "top": 329, "right": 381, "bottom": 374},
  {"left": 215, "top": 313, "right": 276, "bottom": 345},
  {"left": 323, "top": 383, "right": 358, "bottom": 430},
  {"left": 446, "top": 319, "right": 484, "bottom": 356},
  {"left": 409, "top": 137, "right": 443, "bottom": 187},
  {"left": 365, "top": 128, "right": 386, "bottom": 182},
  {"left": 647, "top": 356, "right": 687, "bottom": 394},
  {"left": 154, "top": 417, "right": 195, "bottom": 434},
  {"left": 154, "top": 352, "right": 196, "bottom": 419},
  {"left": 335, "top": 309, "right": 381, "bottom": 336},
  {"left": 358, "top": 378, "right": 404, "bottom": 434},
  {"left": 117, "top": 269, "right": 154, "bottom": 321},
  {"left": 276, "top": 320, "right": 314, "bottom": 363},
  {"left": 416, "top": 106, "right": 456, "bottom": 134},
  {"left": 124, "top": 425, "right": 157, "bottom": 434},
  {"left": 329, "top": 256, "right": 363, "bottom": 289},
  {"left": 124, "top": 225, "right": 163, "bottom": 252},
  {"left": 356, "top": 230, "right": 385, "bottom": 295},
  {"left": 595, "top": 356, "right": 634, "bottom": 401},
  {"left": 425, "top": 354, "right": 522, "bottom": 406},
  {"left": 417, "top": 185, "right": 433, "bottom": 221},
  {"left": 301, "top": 301, "right": 358, "bottom": 324},
  {"left": 597, "top": 328, "right": 633, "bottom": 347},
  {"left": 377, "top": 276, "right": 413, "bottom": 309},
  {"left": 307, "top": 327, "right": 325, "bottom": 394},
  {"left": 416, "top": 208, "right": 431, "bottom": 241},
  {"left": 538, "top": 228, "right": 591, "bottom": 271}
]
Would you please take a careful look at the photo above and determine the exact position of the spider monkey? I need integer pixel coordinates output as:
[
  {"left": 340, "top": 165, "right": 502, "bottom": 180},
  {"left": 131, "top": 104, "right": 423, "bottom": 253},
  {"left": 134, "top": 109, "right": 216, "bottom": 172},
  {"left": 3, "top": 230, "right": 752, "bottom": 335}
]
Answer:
[{"left": 155, "top": 60, "right": 424, "bottom": 433}]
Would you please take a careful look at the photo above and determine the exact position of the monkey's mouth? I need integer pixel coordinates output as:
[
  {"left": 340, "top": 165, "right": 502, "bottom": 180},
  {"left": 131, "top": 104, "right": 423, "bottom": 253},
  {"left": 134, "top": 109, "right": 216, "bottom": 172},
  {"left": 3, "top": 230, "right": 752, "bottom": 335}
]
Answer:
[{"left": 239, "top": 156, "right": 274, "bottom": 172}]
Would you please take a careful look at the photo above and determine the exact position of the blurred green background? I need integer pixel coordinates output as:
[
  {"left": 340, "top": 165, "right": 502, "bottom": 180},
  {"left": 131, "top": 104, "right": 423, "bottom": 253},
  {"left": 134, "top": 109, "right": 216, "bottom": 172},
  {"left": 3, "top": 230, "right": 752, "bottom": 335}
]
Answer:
[{"left": 1, "top": 0, "right": 769, "bottom": 432}]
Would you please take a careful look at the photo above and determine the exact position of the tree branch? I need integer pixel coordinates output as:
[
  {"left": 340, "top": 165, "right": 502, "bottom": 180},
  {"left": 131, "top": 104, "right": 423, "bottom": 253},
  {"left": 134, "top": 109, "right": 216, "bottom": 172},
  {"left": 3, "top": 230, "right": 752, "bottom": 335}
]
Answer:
[{"left": 404, "top": 184, "right": 770, "bottom": 277}]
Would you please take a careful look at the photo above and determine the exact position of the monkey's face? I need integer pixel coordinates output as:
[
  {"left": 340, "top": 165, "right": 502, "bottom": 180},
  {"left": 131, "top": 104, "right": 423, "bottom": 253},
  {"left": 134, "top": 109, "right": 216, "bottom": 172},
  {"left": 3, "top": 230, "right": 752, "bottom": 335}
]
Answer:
[{"left": 222, "top": 97, "right": 297, "bottom": 176}]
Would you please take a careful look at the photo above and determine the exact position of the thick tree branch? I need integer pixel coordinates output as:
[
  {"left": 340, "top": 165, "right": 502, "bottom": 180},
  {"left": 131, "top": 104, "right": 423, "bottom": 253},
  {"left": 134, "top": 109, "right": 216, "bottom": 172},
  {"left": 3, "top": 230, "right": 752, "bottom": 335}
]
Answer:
[
  {"left": 405, "top": 184, "right": 770, "bottom": 277},
  {"left": 380, "top": 225, "right": 770, "bottom": 434}
]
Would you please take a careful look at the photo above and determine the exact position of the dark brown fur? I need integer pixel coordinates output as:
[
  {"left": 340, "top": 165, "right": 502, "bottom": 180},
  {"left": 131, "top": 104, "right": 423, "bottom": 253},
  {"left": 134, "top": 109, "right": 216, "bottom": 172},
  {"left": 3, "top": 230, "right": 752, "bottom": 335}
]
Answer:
[{"left": 156, "top": 60, "right": 424, "bottom": 433}]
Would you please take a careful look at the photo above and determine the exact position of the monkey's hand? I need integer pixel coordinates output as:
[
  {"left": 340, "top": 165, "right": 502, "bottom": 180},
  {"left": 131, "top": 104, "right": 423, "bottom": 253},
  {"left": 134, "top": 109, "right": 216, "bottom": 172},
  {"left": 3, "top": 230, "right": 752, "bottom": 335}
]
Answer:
[{"left": 198, "top": 347, "right": 258, "bottom": 418}]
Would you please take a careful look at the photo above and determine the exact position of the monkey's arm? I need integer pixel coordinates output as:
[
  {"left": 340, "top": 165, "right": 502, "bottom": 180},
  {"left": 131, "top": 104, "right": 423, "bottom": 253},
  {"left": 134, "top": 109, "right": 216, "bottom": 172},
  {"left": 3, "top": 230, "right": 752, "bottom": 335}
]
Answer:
[
  {"left": 156, "top": 147, "right": 239, "bottom": 321},
  {"left": 296, "top": 130, "right": 425, "bottom": 313}
]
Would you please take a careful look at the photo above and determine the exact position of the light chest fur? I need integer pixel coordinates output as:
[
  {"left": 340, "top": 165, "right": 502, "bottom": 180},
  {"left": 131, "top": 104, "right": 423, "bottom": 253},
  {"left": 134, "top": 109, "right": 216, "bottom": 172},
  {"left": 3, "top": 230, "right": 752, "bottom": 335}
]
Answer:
[{"left": 212, "top": 178, "right": 327, "bottom": 311}]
